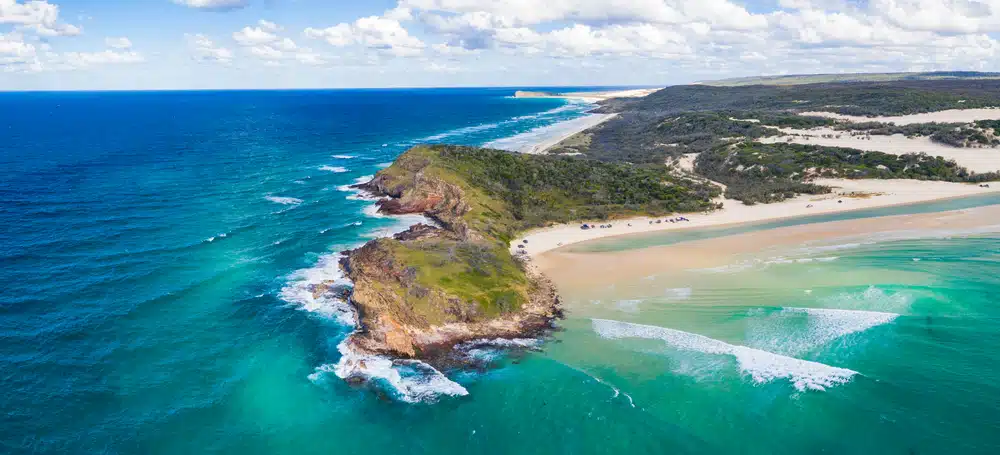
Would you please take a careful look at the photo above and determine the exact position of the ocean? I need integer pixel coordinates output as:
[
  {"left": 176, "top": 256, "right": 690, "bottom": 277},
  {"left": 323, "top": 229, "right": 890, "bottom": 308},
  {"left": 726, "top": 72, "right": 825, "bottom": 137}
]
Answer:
[{"left": 2, "top": 88, "right": 1000, "bottom": 454}]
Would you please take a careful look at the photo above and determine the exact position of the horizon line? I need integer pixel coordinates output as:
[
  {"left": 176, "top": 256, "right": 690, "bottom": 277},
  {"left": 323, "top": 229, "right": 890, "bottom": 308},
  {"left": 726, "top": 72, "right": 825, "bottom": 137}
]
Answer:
[{"left": 0, "top": 84, "right": 666, "bottom": 94}]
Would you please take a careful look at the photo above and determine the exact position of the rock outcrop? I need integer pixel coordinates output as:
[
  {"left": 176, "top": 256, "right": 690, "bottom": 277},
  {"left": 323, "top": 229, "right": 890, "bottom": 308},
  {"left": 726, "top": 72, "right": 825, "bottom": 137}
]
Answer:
[{"left": 340, "top": 148, "right": 561, "bottom": 367}]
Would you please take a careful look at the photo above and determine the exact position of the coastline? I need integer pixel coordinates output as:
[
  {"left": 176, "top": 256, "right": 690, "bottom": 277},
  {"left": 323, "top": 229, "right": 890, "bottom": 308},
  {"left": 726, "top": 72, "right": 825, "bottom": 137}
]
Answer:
[
  {"left": 525, "top": 113, "right": 617, "bottom": 154},
  {"left": 514, "top": 87, "right": 661, "bottom": 103},
  {"left": 536, "top": 202, "right": 1000, "bottom": 296},
  {"left": 510, "top": 178, "right": 1000, "bottom": 258}
]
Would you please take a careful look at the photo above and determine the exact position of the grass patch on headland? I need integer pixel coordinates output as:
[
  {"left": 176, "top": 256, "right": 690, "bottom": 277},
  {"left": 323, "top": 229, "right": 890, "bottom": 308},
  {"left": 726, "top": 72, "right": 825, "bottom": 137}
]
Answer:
[{"left": 349, "top": 145, "right": 722, "bottom": 327}]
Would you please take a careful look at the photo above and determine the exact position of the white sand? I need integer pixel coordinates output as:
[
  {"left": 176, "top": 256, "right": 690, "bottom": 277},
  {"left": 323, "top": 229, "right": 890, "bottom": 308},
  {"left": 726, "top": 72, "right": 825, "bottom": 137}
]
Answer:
[
  {"left": 800, "top": 108, "right": 1000, "bottom": 125},
  {"left": 528, "top": 113, "right": 617, "bottom": 155},
  {"left": 758, "top": 126, "right": 1000, "bottom": 173},
  {"left": 518, "top": 88, "right": 661, "bottom": 103},
  {"left": 510, "top": 179, "right": 1000, "bottom": 257}
]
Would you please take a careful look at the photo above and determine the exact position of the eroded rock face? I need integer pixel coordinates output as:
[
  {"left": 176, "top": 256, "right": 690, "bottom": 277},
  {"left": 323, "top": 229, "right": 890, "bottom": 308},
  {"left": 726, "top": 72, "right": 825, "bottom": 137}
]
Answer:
[
  {"left": 342, "top": 235, "right": 561, "bottom": 362},
  {"left": 355, "top": 159, "right": 473, "bottom": 240},
  {"left": 341, "top": 155, "right": 562, "bottom": 366}
]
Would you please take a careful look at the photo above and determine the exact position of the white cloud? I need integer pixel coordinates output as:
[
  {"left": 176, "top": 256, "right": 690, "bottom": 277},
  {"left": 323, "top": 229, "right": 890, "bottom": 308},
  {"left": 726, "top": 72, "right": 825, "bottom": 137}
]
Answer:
[
  {"left": 258, "top": 19, "right": 280, "bottom": 32},
  {"left": 426, "top": 61, "right": 460, "bottom": 72},
  {"left": 305, "top": 16, "right": 425, "bottom": 57},
  {"left": 229, "top": 22, "right": 316, "bottom": 64},
  {"left": 250, "top": 45, "right": 282, "bottom": 60},
  {"left": 62, "top": 49, "right": 143, "bottom": 66},
  {"left": 105, "top": 37, "right": 132, "bottom": 49},
  {"left": 233, "top": 26, "right": 278, "bottom": 46},
  {"left": 0, "top": 0, "right": 81, "bottom": 36},
  {"left": 186, "top": 33, "right": 233, "bottom": 63},
  {"left": 402, "top": 0, "right": 766, "bottom": 30},
  {"left": 173, "top": 0, "right": 248, "bottom": 10}
]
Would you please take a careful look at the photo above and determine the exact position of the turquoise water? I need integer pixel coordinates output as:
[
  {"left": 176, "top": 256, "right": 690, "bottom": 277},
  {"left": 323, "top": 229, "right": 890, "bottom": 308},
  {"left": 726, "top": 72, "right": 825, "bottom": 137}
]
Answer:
[{"left": 4, "top": 89, "right": 1000, "bottom": 454}]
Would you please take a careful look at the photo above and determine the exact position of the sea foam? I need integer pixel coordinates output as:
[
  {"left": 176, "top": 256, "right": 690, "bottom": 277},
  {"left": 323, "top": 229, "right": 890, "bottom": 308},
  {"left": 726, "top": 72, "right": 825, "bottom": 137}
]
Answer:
[
  {"left": 746, "top": 306, "right": 899, "bottom": 356},
  {"left": 279, "top": 252, "right": 356, "bottom": 326},
  {"left": 287, "top": 192, "right": 457, "bottom": 403},
  {"left": 593, "top": 319, "right": 858, "bottom": 391},
  {"left": 310, "top": 340, "right": 469, "bottom": 403},
  {"left": 265, "top": 196, "right": 303, "bottom": 206},
  {"left": 319, "top": 165, "right": 348, "bottom": 173}
]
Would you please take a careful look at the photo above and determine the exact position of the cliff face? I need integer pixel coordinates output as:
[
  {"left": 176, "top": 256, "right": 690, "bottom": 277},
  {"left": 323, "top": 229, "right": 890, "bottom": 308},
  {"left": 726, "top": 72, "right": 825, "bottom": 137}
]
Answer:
[{"left": 341, "top": 147, "right": 560, "bottom": 363}]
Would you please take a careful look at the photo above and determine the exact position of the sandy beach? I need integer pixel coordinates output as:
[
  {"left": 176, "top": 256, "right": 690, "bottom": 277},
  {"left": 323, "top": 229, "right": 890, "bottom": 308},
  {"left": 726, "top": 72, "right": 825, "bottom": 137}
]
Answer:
[
  {"left": 758, "top": 126, "right": 1000, "bottom": 173},
  {"left": 535, "top": 203, "right": 1000, "bottom": 293},
  {"left": 511, "top": 178, "right": 1000, "bottom": 258},
  {"left": 507, "top": 87, "right": 659, "bottom": 155},
  {"left": 516, "top": 88, "right": 660, "bottom": 103},
  {"left": 800, "top": 108, "right": 1000, "bottom": 125},
  {"left": 525, "top": 113, "right": 617, "bottom": 154}
]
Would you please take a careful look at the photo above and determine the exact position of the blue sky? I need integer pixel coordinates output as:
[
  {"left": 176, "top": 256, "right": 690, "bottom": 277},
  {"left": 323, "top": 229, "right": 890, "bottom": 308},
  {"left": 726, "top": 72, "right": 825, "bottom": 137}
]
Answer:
[{"left": 2, "top": 0, "right": 1000, "bottom": 90}]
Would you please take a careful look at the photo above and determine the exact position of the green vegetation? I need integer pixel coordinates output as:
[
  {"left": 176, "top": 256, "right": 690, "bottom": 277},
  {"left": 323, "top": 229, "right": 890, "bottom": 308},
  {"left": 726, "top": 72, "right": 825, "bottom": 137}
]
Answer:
[
  {"left": 830, "top": 121, "right": 1000, "bottom": 147},
  {"left": 571, "top": 112, "right": 783, "bottom": 164},
  {"left": 976, "top": 120, "right": 1000, "bottom": 135},
  {"left": 351, "top": 145, "right": 721, "bottom": 324},
  {"left": 388, "top": 240, "right": 530, "bottom": 322},
  {"left": 832, "top": 121, "right": 962, "bottom": 137},
  {"left": 698, "top": 71, "right": 1000, "bottom": 87},
  {"left": 575, "top": 80, "right": 1000, "bottom": 165},
  {"left": 695, "top": 142, "right": 996, "bottom": 204},
  {"left": 432, "top": 145, "right": 720, "bottom": 232}
]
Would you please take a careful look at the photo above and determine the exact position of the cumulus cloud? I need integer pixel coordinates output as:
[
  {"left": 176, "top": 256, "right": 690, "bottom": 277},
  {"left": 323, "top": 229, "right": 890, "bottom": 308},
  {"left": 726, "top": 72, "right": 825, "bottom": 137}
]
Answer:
[
  {"left": 172, "top": 0, "right": 248, "bottom": 10},
  {"left": 105, "top": 37, "right": 132, "bottom": 49},
  {"left": 62, "top": 49, "right": 143, "bottom": 66},
  {"left": 186, "top": 33, "right": 234, "bottom": 63},
  {"left": 0, "top": 0, "right": 81, "bottom": 36},
  {"left": 227, "top": 20, "right": 326, "bottom": 65},
  {"left": 305, "top": 16, "right": 425, "bottom": 57},
  {"left": 233, "top": 25, "right": 278, "bottom": 46}
]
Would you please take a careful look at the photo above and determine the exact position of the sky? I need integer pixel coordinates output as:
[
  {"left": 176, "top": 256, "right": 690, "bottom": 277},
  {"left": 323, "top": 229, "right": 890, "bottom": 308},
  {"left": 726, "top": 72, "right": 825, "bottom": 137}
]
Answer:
[{"left": 2, "top": 0, "right": 1000, "bottom": 90}]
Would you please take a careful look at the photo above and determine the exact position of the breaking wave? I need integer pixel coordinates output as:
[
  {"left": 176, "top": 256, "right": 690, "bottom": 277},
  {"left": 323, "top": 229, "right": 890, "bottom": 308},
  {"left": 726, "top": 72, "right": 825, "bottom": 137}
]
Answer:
[
  {"left": 265, "top": 195, "right": 303, "bottom": 206},
  {"left": 310, "top": 340, "right": 468, "bottom": 404},
  {"left": 278, "top": 252, "right": 356, "bottom": 326},
  {"left": 593, "top": 319, "right": 858, "bottom": 392},
  {"left": 319, "top": 166, "right": 348, "bottom": 173},
  {"left": 286, "top": 194, "right": 455, "bottom": 402},
  {"left": 331, "top": 155, "right": 355, "bottom": 159},
  {"left": 746, "top": 305, "right": 899, "bottom": 356}
]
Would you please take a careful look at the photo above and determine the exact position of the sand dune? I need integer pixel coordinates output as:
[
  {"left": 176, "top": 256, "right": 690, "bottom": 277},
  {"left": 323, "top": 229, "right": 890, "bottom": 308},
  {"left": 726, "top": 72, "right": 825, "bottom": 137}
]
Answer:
[
  {"left": 801, "top": 108, "right": 1000, "bottom": 125},
  {"left": 758, "top": 127, "right": 1000, "bottom": 173}
]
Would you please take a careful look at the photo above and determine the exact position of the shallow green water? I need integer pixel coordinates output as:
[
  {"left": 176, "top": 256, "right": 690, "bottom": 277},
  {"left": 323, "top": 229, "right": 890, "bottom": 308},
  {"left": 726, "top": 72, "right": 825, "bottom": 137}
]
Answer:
[{"left": 544, "top": 203, "right": 1000, "bottom": 454}]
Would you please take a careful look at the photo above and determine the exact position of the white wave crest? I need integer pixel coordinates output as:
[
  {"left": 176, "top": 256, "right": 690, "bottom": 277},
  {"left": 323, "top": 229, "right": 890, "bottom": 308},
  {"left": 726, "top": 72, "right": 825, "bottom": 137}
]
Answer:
[
  {"left": 332, "top": 155, "right": 355, "bottom": 159},
  {"left": 593, "top": 319, "right": 858, "bottom": 391},
  {"left": 420, "top": 122, "right": 504, "bottom": 142},
  {"left": 279, "top": 253, "right": 356, "bottom": 326},
  {"left": 786, "top": 307, "right": 898, "bottom": 342},
  {"left": 747, "top": 306, "right": 899, "bottom": 356},
  {"left": 310, "top": 340, "right": 468, "bottom": 403},
  {"left": 457, "top": 338, "right": 541, "bottom": 350},
  {"left": 265, "top": 195, "right": 303, "bottom": 206},
  {"left": 319, "top": 165, "right": 348, "bottom": 173},
  {"left": 205, "top": 233, "right": 228, "bottom": 243},
  {"left": 821, "top": 285, "right": 914, "bottom": 314}
]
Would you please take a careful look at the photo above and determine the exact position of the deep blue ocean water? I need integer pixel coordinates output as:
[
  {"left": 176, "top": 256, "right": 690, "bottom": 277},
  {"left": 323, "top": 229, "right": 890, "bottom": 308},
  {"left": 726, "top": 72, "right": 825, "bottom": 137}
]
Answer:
[
  {"left": 0, "top": 88, "right": 604, "bottom": 454},
  {"left": 5, "top": 88, "right": 1000, "bottom": 455}
]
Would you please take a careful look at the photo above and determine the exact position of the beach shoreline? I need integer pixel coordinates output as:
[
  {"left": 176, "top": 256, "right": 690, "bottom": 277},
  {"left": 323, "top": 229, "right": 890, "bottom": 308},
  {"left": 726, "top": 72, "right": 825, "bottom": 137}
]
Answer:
[
  {"left": 515, "top": 87, "right": 661, "bottom": 103},
  {"left": 511, "top": 178, "right": 1000, "bottom": 258},
  {"left": 525, "top": 113, "right": 617, "bottom": 154}
]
